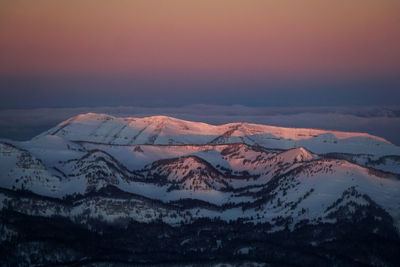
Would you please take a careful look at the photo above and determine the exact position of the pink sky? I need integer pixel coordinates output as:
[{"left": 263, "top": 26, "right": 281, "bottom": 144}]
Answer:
[{"left": 1, "top": 0, "right": 400, "bottom": 80}]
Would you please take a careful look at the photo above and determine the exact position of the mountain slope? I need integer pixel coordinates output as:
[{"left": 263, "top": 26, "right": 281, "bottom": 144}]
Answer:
[
  {"left": 39, "top": 113, "right": 400, "bottom": 156},
  {"left": 1, "top": 113, "right": 400, "bottom": 266}
]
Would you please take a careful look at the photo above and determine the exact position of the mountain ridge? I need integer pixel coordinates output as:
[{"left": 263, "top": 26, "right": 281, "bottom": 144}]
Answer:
[
  {"left": 1, "top": 113, "right": 400, "bottom": 265},
  {"left": 48, "top": 112, "right": 392, "bottom": 143},
  {"left": 36, "top": 113, "right": 400, "bottom": 158}
]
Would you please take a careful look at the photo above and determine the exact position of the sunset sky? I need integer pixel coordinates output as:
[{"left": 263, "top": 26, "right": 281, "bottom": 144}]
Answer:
[{"left": 1, "top": 0, "right": 399, "bottom": 108}]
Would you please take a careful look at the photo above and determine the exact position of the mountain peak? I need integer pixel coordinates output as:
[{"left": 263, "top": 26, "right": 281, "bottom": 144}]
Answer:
[
  {"left": 2, "top": 113, "right": 400, "bottom": 265},
  {"left": 40, "top": 113, "right": 398, "bottom": 156},
  {"left": 279, "top": 147, "right": 316, "bottom": 163}
]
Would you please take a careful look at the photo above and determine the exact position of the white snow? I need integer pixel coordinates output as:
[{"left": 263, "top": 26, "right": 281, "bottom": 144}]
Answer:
[
  {"left": 37, "top": 113, "right": 400, "bottom": 156},
  {"left": 0, "top": 113, "right": 399, "bottom": 233}
]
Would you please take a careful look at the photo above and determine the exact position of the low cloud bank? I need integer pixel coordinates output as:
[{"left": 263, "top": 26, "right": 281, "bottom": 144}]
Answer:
[{"left": 1, "top": 105, "right": 399, "bottom": 145}]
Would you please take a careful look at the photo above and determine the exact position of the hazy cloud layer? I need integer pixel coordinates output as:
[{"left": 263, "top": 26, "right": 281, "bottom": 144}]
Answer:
[{"left": 1, "top": 105, "right": 400, "bottom": 145}]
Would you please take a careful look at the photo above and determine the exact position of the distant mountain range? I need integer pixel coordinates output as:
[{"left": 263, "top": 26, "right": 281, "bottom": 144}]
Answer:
[{"left": 1, "top": 113, "right": 399, "bottom": 266}]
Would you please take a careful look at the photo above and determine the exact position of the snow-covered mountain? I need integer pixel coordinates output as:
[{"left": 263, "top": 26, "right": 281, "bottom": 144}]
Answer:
[
  {"left": 1, "top": 113, "right": 400, "bottom": 266},
  {"left": 40, "top": 113, "right": 399, "bottom": 155}
]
